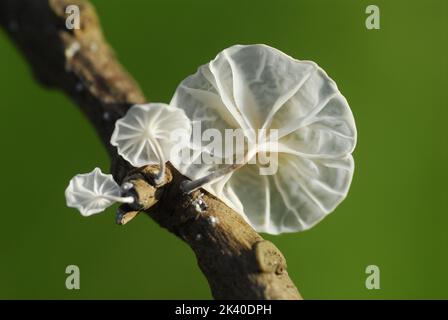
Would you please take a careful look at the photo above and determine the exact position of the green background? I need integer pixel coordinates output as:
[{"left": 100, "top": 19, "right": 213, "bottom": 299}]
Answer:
[{"left": 0, "top": 0, "right": 447, "bottom": 299}]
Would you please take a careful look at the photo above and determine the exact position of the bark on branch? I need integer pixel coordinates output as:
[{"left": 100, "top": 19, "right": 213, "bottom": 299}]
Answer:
[{"left": 0, "top": 0, "right": 301, "bottom": 299}]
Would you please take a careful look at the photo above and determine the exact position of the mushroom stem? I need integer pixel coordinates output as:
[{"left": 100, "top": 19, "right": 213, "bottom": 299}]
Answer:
[
  {"left": 180, "top": 163, "right": 244, "bottom": 194},
  {"left": 180, "top": 148, "right": 257, "bottom": 194},
  {"left": 104, "top": 195, "right": 135, "bottom": 204},
  {"left": 148, "top": 136, "right": 166, "bottom": 185}
]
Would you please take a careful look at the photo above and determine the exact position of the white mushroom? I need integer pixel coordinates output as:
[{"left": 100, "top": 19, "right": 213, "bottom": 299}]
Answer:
[
  {"left": 110, "top": 103, "right": 191, "bottom": 183},
  {"left": 170, "top": 44, "right": 357, "bottom": 234},
  {"left": 65, "top": 167, "right": 134, "bottom": 216}
]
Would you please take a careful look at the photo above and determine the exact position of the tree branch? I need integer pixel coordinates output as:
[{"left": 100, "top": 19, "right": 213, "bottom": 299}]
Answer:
[{"left": 0, "top": 0, "right": 301, "bottom": 299}]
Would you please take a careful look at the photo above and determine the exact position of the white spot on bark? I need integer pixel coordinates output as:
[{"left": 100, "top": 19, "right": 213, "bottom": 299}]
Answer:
[
  {"left": 122, "top": 182, "right": 133, "bottom": 191},
  {"left": 192, "top": 193, "right": 207, "bottom": 213},
  {"left": 65, "top": 41, "right": 80, "bottom": 59},
  {"left": 90, "top": 42, "right": 98, "bottom": 52}
]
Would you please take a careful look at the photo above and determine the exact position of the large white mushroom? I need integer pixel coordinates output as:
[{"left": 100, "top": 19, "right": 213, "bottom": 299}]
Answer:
[{"left": 170, "top": 44, "right": 357, "bottom": 234}]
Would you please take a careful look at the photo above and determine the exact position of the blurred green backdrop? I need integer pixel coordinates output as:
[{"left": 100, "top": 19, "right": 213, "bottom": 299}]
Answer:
[{"left": 0, "top": 0, "right": 447, "bottom": 299}]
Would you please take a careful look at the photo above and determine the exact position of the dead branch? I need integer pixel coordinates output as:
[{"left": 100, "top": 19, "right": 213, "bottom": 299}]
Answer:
[{"left": 0, "top": 0, "right": 301, "bottom": 299}]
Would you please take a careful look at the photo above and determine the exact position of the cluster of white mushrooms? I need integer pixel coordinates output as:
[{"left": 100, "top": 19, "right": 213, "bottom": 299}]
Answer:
[{"left": 65, "top": 44, "right": 357, "bottom": 235}]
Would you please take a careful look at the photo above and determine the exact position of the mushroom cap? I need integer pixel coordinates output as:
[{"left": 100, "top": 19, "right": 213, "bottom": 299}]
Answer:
[
  {"left": 111, "top": 103, "right": 191, "bottom": 168},
  {"left": 65, "top": 167, "right": 121, "bottom": 216},
  {"left": 170, "top": 44, "right": 357, "bottom": 234}
]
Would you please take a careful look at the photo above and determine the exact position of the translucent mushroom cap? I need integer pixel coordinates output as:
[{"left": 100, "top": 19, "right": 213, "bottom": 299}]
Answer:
[
  {"left": 170, "top": 44, "right": 357, "bottom": 234},
  {"left": 65, "top": 167, "right": 132, "bottom": 216},
  {"left": 110, "top": 103, "right": 191, "bottom": 168}
]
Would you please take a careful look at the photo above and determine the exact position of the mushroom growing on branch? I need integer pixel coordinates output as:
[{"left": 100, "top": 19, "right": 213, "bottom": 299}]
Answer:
[
  {"left": 170, "top": 44, "right": 357, "bottom": 234},
  {"left": 111, "top": 103, "right": 191, "bottom": 185},
  {"left": 65, "top": 167, "right": 134, "bottom": 216}
]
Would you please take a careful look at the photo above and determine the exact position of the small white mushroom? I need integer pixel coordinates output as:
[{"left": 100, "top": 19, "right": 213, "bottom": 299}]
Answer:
[
  {"left": 170, "top": 44, "right": 357, "bottom": 234},
  {"left": 65, "top": 167, "right": 134, "bottom": 216},
  {"left": 110, "top": 103, "right": 191, "bottom": 184}
]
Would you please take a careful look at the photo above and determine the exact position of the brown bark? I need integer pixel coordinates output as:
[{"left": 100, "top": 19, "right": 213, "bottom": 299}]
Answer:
[{"left": 0, "top": 0, "right": 301, "bottom": 299}]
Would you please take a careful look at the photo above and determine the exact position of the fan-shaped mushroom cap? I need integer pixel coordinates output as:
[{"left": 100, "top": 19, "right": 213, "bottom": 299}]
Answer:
[
  {"left": 110, "top": 103, "right": 191, "bottom": 168},
  {"left": 65, "top": 167, "right": 132, "bottom": 216},
  {"left": 170, "top": 44, "right": 357, "bottom": 234}
]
